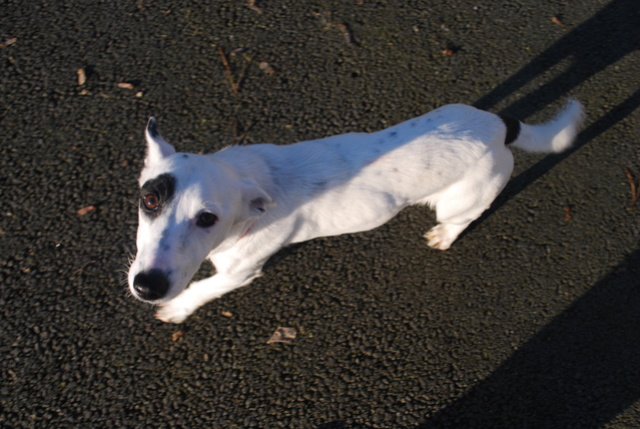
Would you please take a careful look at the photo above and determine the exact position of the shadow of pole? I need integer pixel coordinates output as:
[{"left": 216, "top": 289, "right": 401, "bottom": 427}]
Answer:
[{"left": 417, "top": 247, "right": 640, "bottom": 428}]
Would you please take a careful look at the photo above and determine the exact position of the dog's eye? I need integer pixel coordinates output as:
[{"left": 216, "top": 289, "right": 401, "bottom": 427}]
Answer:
[
  {"left": 143, "top": 194, "right": 159, "bottom": 210},
  {"left": 196, "top": 212, "right": 218, "bottom": 228}
]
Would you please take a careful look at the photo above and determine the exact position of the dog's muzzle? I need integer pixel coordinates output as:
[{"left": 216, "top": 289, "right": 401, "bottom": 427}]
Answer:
[{"left": 132, "top": 269, "right": 170, "bottom": 301}]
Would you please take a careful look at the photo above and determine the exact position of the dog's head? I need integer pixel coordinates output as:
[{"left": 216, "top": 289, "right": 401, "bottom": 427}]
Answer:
[{"left": 128, "top": 118, "right": 272, "bottom": 303}]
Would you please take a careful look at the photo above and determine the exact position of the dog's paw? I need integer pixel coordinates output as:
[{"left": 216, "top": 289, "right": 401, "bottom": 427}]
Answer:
[
  {"left": 155, "top": 302, "right": 194, "bottom": 324},
  {"left": 424, "top": 224, "right": 458, "bottom": 250}
]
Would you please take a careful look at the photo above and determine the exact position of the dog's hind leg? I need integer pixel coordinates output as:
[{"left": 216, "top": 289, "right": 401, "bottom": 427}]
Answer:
[
  {"left": 424, "top": 148, "right": 514, "bottom": 250},
  {"left": 425, "top": 222, "right": 471, "bottom": 250}
]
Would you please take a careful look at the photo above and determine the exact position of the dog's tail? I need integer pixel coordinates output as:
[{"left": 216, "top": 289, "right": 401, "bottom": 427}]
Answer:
[{"left": 500, "top": 98, "right": 584, "bottom": 153}]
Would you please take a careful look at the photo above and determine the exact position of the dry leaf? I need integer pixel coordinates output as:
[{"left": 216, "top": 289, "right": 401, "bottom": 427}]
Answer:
[
  {"left": 76, "top": 205, "right": 95, "bottom": 216},
  {"left": 258, "top": 61, "right": 276, "bottom": 75},
  {"left": 336, "top": 23, "right": 357, "bottom": 46},
  {"left": 625, "top": 168, "right": 639, "bottom": 210},
  {"left": 267, "top": 327, "right": 297, "bottom": 344},
  {"left": 77, "top": 68, "right": 87, "bottom": 86},
  {"left": 171, "top": 330, "right": 184, "bottom": 341},
  {"left": 247, "top": 0, "right": 262, "bottom": 13},
  {"left": 564, "top": 205, "right": 572, "bottom": 222},
  {"left": 550, "top": 16, "right": 563, "bottom": 26},
  {"left": 442, "top": 49, "right": 455, "bottom": 56},
  {"left": 117, "top": 82, "right": 135, "bottom": 90},
  {"left": 7, "top": 369, "right": 17, "bottom": 382},
  {"left": 221, "top": 311, "right": 233, "bottom": 318},
  {"left": 0, "top": 37, "right": 17, "bottom": 48}
]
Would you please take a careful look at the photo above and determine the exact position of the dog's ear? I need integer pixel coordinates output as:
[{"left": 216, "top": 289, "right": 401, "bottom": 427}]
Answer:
[
  {"left": 240, "top": 178, "right": 275, "bottom": 219},
  {"left": 144, "top": 117, "right": 175, "bottom": 165}
]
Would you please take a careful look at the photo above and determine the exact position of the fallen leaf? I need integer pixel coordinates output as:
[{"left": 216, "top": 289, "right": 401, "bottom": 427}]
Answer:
[
  {"left": 550, "top": 16, "right": 563, "bottom": 26},
  {"left": 7, "top": 369, "right": 18, "bottom": 382},
  {"left": 0, "top": 37, "right": 17, "bottom": 48},
  {"left": 247, "top": 0, "right": 262, "bottom": 14},
  {"left": 221, "top": 311, "right": 233, "bottom": 318},
  {"left": 564, "top": 205, "right": 572, "bottom": 221},
  {"left": 442, "top": 49, "right": 455, "bottom": 56},
  {"left": 336, "top": 23, "right": 357, "bottom": 46},
  {"left": 267, "top": 327, "right": 297, "bottom": 344},
  {"left": 117, "top": 82, "right": 135, "bottom": 90},
  {"left": 76, "top": 205, "right": 96, "bottom": 216},
  {"left": 77, "top": 68, "right": 87, "bottom": 86},
  {"left": 171, "top": 330, "right": 184, "bottom": 341},
  {"left": 258, "top": 61, "right": 276, "bottom": 75}
]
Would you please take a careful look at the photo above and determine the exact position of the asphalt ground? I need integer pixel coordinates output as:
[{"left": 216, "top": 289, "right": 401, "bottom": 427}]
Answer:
[{"left": 1, "top": 0, "right": 639, "bottom": 427}]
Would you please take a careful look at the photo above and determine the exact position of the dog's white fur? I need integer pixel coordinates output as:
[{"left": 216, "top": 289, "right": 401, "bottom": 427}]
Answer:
[{"left": 128, "top": 100, "right": 583, "bottom": 323}]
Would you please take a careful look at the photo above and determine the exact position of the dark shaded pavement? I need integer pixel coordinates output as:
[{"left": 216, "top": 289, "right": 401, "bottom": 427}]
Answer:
[{"left": 1, "top": 1, "right": 639, "bottom": 427}]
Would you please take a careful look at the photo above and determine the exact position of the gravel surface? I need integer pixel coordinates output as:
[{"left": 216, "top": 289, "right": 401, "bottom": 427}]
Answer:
[{"left": 1, "top": 0, "right": 639, "bottom": 427}]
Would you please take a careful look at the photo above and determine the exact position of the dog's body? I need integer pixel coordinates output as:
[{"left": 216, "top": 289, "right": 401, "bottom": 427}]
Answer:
[{"left": 128, "top": 100, "right": 583, "bottom": 323}]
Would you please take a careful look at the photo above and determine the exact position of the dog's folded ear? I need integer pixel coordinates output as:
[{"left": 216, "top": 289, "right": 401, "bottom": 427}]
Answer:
[
  {"left": 240, "top": 178, "right": 275, "bottom": 218},
  {"left": 144, "top": 117, "right": 176, "bottom": 166}
]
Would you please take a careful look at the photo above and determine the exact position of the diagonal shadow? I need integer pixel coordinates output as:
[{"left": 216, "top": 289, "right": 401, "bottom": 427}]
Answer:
[
  {"left": 462, "top": 88, "right": 640, "bottom": 240},
  {"left": 474, "top": 0, "right": 640, "bottom": 119},
  {"left": 417, "top": 247, "right": 640, "bottom": 428},
  {"left": 460, "top": 0, "right": 640, "bottom": 239},
  {"left": 416, "top": 2, "right": 640, "bottom": 427}
]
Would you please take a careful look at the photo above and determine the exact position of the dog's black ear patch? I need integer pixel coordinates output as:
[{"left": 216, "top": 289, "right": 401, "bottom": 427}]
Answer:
[
  {"left": 140, "top": 173, "right": 176, "bottom": 218},
  {"left": 498, "top": 114, "right": 521, "bottom": 145},
  {"left": 147, "top": 117, "right": 160, "bottom": 138}
]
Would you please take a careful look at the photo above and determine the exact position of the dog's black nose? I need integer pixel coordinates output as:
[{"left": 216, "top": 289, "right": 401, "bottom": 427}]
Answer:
[{"left": 133, "top": 269, "right": 169, "bottom": 301}]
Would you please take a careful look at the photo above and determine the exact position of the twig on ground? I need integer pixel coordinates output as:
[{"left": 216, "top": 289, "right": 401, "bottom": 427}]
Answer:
[
  {"left": 218, "top": 47, "right": 238, "bottom": 94},
  {"left": 625, "top": 168, "right": 639, "bottom": 210},
  {"left": 218, "top": 47, "right": 252, "bottom": 95}
]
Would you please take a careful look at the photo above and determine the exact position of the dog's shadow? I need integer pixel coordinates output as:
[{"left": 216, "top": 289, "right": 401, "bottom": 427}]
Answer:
[
  {"left": 473, "top": 0, "right": 639, "bottom": 119},
  {"left": 417, "top": 1, "right": 640, "bottom": 427},
  {"left": 463, "top": 87, "right": 640, "bottom": 241},
  {"left": 461, "top": 0, "right": 640, "bottom": 240},
  {"left": 415, "top": 247, "right": 640, "bottom": 428}
]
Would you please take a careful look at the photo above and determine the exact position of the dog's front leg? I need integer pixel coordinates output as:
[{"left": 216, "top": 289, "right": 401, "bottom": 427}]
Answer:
[{"left": 155, "top": 268, "right": 262, "bottom": 324}]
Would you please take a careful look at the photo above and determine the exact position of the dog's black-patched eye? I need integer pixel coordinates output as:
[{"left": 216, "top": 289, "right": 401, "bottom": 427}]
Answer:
[
  {"left": 196, "top": 212, "right": 218, "bottom": 228},
  {"left": 143, "top": 194, "right": 159, "bottom": 211},
  {"left": 139, "top": 174, "right": 176, "bottom": 218}
]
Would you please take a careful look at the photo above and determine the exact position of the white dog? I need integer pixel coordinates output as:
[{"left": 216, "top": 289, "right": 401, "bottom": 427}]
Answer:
[{"left": 128, "top": 100, "right": 583, "bottom": 323}]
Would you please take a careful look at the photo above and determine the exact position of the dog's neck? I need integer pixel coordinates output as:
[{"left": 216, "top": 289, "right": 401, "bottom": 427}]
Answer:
[
  {"left": 208, "top": 145, "right": 275, "bottom": 195},
  {"left": 212, "top": 146, "right": 272, "bottom": 184}
]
